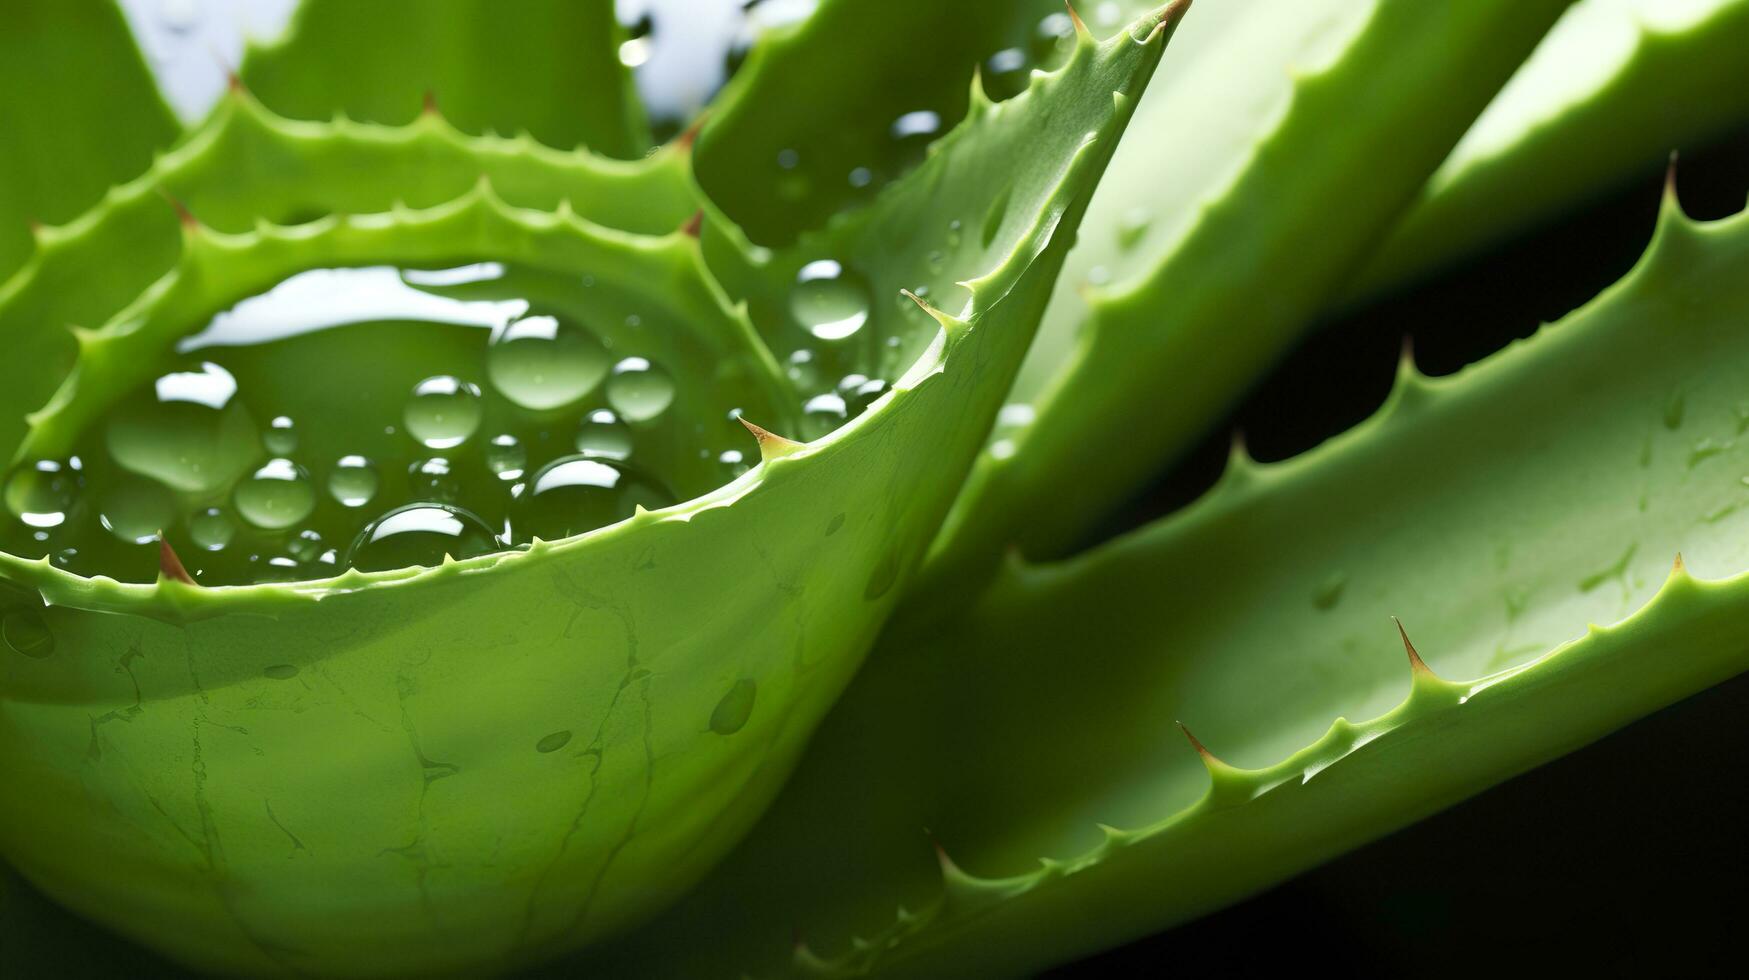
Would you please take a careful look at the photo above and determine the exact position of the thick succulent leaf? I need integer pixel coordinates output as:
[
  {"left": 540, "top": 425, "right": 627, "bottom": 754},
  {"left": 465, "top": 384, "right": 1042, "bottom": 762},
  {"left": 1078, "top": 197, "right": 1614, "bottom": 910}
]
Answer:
[
  {"left": 693, "top": 0, "right": 1160, "bottom": 246},
  {"left": 920, "top": 0, "right": 1572, "bottom": 594},
  {"left": 0, "top": 15, "right": 1178, "bottom": 976},
  {"left": 240, "top": 0, "right": 650, "bottom": 159},
  {"left": 0, "top": 0, "right": 178, "bottom": 283},
  {"left": 1351, "top": 0, "right": 1749, "bottom": 301},
  {"left": 0, "top": 90, "right": 694, "bottom": 468},
  {"left": 585, "top": 190, "right": 1749, "bottom": 977}
]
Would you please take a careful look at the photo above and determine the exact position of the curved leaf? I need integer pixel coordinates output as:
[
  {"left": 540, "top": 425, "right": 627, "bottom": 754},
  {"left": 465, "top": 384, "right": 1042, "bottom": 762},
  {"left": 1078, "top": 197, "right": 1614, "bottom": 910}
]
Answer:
[
  {"left": 585, "top": 191, "right": 1749, "bottom": 976},
  {"left": 240, "top": 0, "right": 650, "bottom": 159}
]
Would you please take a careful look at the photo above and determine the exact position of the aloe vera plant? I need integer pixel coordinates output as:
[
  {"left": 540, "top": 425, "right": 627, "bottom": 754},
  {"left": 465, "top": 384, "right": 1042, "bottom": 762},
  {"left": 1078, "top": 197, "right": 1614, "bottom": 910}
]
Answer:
[{"left": 4, "top": 0, "right": 1749, "bottom": 976}]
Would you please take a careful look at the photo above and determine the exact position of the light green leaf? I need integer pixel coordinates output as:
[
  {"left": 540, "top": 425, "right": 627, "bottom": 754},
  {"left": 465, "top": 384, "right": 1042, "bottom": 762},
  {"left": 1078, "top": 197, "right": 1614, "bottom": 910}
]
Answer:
[
  {"left": 919, "top": 0, "right": 1572, "bottom": 597},
  {"left": 240, "top": 0, "right": 650, "bottom": 159},
  {"left": 585, "top": 190, "right": 1749, "bottom": 978},
  {"left": 0, "top": 0, "right": 177, "bottom": 283}
]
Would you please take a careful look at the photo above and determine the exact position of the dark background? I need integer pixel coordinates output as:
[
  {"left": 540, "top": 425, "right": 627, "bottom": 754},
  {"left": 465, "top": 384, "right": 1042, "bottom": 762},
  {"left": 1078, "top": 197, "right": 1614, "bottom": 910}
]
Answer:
[{"left": 1054, "top": 125, "right": 1749, "bottom": 978}]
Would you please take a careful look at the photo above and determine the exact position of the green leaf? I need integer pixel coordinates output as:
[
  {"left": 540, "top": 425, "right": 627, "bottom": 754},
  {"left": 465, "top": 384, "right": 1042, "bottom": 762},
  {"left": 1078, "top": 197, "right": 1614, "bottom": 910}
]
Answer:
[
  {"left": 240, "top": 0, "right": 650, "bottom": 159},
  {"left": 1350, "top": 0, "right": 1749, "bottom": 301},
  {"left": 0, "top": 0, "right": 178, "bottom": 283},
  {"left": 694, "top": 0, "right": 1160, "bottom": 246},
  {"left": 0, "top": 11, "right": 1180, "bottom": 974},
  {"left": 585, "top": 190, "right": 1749, "bottom": 978},
  {"left": 919, "top": 0, "right": 1573, "bottom": 598},
  {"left": 0, "top": 91, "right": 695, "bottom": 470}
]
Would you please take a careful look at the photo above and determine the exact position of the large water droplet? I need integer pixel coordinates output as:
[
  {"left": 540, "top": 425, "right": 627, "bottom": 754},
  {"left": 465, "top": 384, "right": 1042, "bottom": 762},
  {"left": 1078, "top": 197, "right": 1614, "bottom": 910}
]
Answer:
[
  {"left": 106, "top": 362, "right": 259, "bottom": 494},
  {"left": 710, "top": 679, "right": 757, "bottom": 735},
  {"left": 487, "top": 434, "right": 527, "bottom": 480},
  {"left": 790, "top": 260, "right": 871, "bottom": 342},
  {"left": 329, "top": 455, "right": 379, "bottom": 508},
  {"left": 575, "top": 409, "right": 633, "bottom": 459},
  {"left": 188, "top": 506, "right": 235, "bottom": 551},
  {"left": 536, "top": 730, "right": 573, "bottom": 754},
  {"left": 2, "top": 607, "right": 53, "bottom": 659},
  {"left": 98, "top": 476, "right": 175, "bottom": 544},
  {"left": 404, "top": 375, "right": 483, "bottom": 449},
  {"left": 486, "top": 313, "right": 611, "bottom": 411},
  {"left": 515, "top": 455, "right": 675, "bottom": 541},
  {"left": 347, "top": 503, "right": 499, "bottom": 572},
  {"left": 605, "top": 358, "right": 676, "bottom": 422},
  {"left": 234, "top": 458, "right": 316, "bottom": 530},
  {"left": 4, "top": 460, "right": 77, "bottom": 529}
]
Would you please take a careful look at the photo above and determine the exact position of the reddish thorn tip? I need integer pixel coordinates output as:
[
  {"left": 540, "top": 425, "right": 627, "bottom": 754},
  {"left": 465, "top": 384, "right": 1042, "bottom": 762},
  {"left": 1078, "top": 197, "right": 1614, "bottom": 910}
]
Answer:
[
  {"left": 158, "top": 534, "right": 196, "bottom": 585},
  {"left": 681, "top": 210, "right": 703, "bottom": 238},
  {"left": 157, "top": 189, "right": 198, "bottom": 228},
  {"left": 422, "top": 89, "right": 439, "bottom": 116},
  {"left": 1393, "top": 616, "right": 1432, "bottom": 675},
  {"left": 226, "top": 70, "right": 245, "bottom": 94},
  {"left": 676, "top": 112, "right": 707, "bottom": 150},
  {"left": 1177, "top": 721, "right": 1216, "bottom": 761},
  {"left": 1673, "top": 552, "right": 1686, "bottom": 573},
  {"left": 1065, "top": 1, "right": 1089, "bottom": 35}
]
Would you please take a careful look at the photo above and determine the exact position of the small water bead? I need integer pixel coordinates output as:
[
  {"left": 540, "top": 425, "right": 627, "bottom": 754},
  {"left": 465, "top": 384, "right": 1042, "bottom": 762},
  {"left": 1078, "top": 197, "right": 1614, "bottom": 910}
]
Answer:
[
  {"left": 983, "top": 47, "right": 1030, "bottom": 100},
  {"left": 404, "top": 376, "right": 483, "bottom": 449},
  {"left": 287, "top": 529, "right": 325, "bottom": 563},
  {"left": 4, "top": 460, "right": 77, "bottom": 528},
  {"left": 487, "top": 435, "right": 527, "bottom": 481},
  {"left": 515, "top": 455, "right": 676, "bottom": 542},
  {"left": 188, "top": 507, "right": 236, "bottom": 551},
  {"left": 575, "top": 409, "right": 633, "bottom": 460},
  {"left": 890, "top": 109, "right": 941, "bottom": 144},
  {"left": 606, "top": 358, "right": 676, "bottom": 422},
  {"left": 234, "top": 459, "right": 316, "bottom": 530},
  {"left": 790, "top": 260, "right": 871, "bottom": 342},
  {"left": 719, "top": 449, "right": 749, "bottom": 479},
  {"left": 106, "top": 362, "right": 258, "bottom": 494},
  {"left": 348, "top": 503, "right": 500, "bottom": 572},
  {"left": 329, "top": 455, "right": 380, "bottom": 508},
  {"left": 486, "top": 313, "right": 611, "bottom": 411},
  {"left": 1036, "top": 11, "right": 1076, "bottom": 55},
  {"left": 264, "top": 416, "right": 298, "bottom": 455},
  {"left": 802, "top": 392, "right": 849, "bottom": 439},
  {"left": 786, "top": 349, "right": 822, "bottom": 390},
  {"left": 1116, "top": 207, "right": 1153, "bottom": 251},
  {"left": 409, "top": 457, "right": 460, "bottom": 502},
  {"left": 2, "top": 607, "right": 54, "bottom": 659},
  {"left": 98, "top": 477, "right": 175, "bottom": 545},
  {"left": 844, "top": 377, "right": 889, "bottom": 415}
]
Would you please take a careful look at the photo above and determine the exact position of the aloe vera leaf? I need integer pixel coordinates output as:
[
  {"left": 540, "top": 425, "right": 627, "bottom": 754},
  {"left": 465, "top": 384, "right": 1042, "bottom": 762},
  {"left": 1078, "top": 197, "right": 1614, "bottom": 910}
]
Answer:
[
  {"left": 0, "top": 90, "right": 695, "bottom": 468},
  {"left": 917, "top": 0, "right": 1573, "bottom": 597},
  {"left": 239, "top": 0, "right": 650, "bottom": 159},
  {"left": 582, "top": 189, "right": 1749, "bottom": 977},
  {"left": 0, "top": 0, "right": 178, "bottom": 283},
  {"left": 1349, "top": 0, "right": 1749, "bottom": 302},
  {"left": 0, "top": 13, "right": 1179, "bottom": 974},
  {"left": 694, "top": 0, "right": 1168, "bottom": 247}
]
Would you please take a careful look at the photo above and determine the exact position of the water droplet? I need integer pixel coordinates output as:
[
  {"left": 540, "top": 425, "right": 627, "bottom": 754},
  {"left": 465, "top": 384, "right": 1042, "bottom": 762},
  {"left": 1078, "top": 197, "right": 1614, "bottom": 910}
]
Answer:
[
  {"left": 848, "top": 166, "right": 874, "bottom": 189},
  {"left": 844, "top": 377, "right": 888, "bottom": 415},
  {"left": 404, "top": 376, "right": 483, "bottom": 449},
  {"left": 486, "top": 313, "right": 611, "bottom": 411},
  {"left": 786, "top": 348, "right": 822, "bottom": 390},
  {"left": 188, "top": 506, "right": 235, "bottom": 551},
  {"left": 408, "top": 457, "right": 459, "bottom": 502},
  {"left": 791, "top": 260, "right": 871, "bottom": 342},
  {"left": 825, "top": 512, "right": 845, "bottom": 536},
  {"left": 802, "top": 392, "right": 848, "bottom": 439},
  {"left": 487, "top": 434, "right": 527, "bottom": 480},
  {"left": 575, "top": 409, "right": 633, "bottom": 460},
  {"left": 2, "top": 608, "right": 53, "bottom": 659},
  {"left": 776, "top": 148, "right": 800, "bottom": 170},
  {"left": 536, "top": 730, "right": 573, "bottom": 753},
  {"left": 106, "top": 362, "right": 258, "bottom": 494},
  {"left": 890, "top": 109, "right": 941, "bottom": 143},
  {"left": 983, "top": 47, "right": 1029, "bottom": 99},
  {"left": 329, "top": 455, "right": 380, "bottom": 508},
  {"left": 719, "top": 449, "right": 748, "bottom": 478},
  {"left": 606, "top": 358, "right": 676, "bottom": 422},
  {"left": 4, "top": 460, "right": 77, "bottom": 528},
  {"left": 263, "top": 664, "right": 299, "bottom": 680},
  {"left": 348, "top": 503, "right": 499, "bottom": 572},
  {"left": 287, "top": 529, "right": 325, "bottom": 563},
  {"left": 982, "top": 184, "right": 1012, "bottom": 247},
  {"left": 98, "top": 476, "right": 175, "bottom": 544},
  {"left": 234, "top": 459, "right": 316, "bottom": 530},
  {"left": 264, "top": 416, "right": 298, "bottom": 455},
  {"left": 159, "top": 0, "right": 198, "bottom": 35},
  {"left": 515, "top": 455, "right": 675, "bottom": 541},
  {"left": 1036, "top": 11, "right": 1076, "bottom": 55},
  {"left": 710, "top": 679, "right": 757, "bottom": 735}
]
